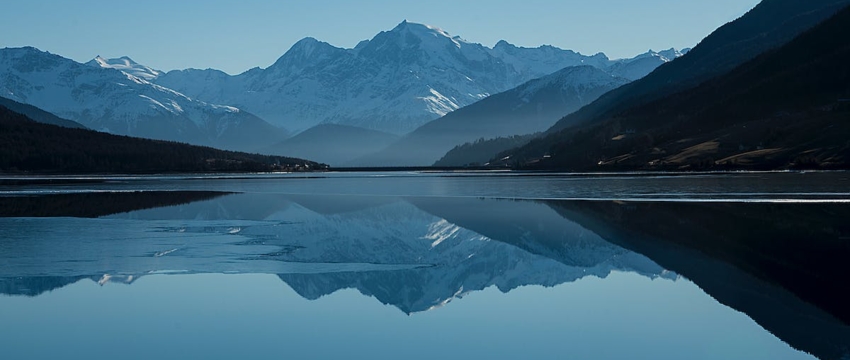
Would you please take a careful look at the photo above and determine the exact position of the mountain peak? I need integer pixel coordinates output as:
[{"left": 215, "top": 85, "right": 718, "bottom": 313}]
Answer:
[
  {"left": 283, "top": 37, "right": 327, "bottom": 57},
  {"left": 3, "top": 46, "right": 43, "bottom": 54},
  {"left": 86, "top": 55, "right": 162, "bottom": 80},
  {"left": 0, "top": 47, "right": 67, "bottom": 73},
  {"left": 390, "top": 20, "right": 459, "bottom": 42},
  {"left": 293, "top": 36, "right": 320, "bottom": 46},
  {"left": 626, "top": 48, "right": 686, "bottom": 62},
  {"left": 90, "top": 55, "right": 139, "bottom": 67},
  {"left": 1, "top": 46, "right": 53, "bottom": 59},
  {"left": 657, "top": 48, "right": 685, "bottom": 61},
  {"left": 271, "top": 37, "right": 343, "bottom": 71},
  {"left": 494, "top": 40, "right": 513, "bottom": 48}
]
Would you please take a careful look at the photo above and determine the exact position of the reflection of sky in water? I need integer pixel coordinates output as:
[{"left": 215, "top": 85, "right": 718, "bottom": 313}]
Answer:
[{"left": 0, "top": 272, "right": 813, "bottom": 360}]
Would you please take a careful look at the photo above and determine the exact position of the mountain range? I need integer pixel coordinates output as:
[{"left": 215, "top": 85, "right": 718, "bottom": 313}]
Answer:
[
  {"left": 155, "top": 21, "right": 683, "bottom": 136},
  {"left": 0, "top": 22, "right": 684, "bottom": 164}
]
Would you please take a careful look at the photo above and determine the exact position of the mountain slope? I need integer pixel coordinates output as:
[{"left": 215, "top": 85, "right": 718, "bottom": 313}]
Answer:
[
  {"left": 0, "top": 47, "right": 287, "bottom": 152},
  {"left": 354, "top": 66, "right": 630, "bottom": 166},
  {"left": 263, "top": 124, "right": 399, "bottom": 166},
  {"left": 434, "top": 134, "right": 538, "bottom": 167},
  {"left": 505, "top": 4, "right": 850, "bottom": 171},
  {"left": 0, "top": 96, "right": 86, "bottom": 129},
  {"left": 156, "top": 21, "right": 681, "bottom": 135},
  {"left": 0, "top": 105, "right": 320, "bottom": 173},
  {"left": 544, "top": 0, "right": 850, "bottom": 134}
]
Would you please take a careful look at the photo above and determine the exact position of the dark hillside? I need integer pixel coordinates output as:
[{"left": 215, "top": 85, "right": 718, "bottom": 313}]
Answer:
[
  {"left": 547, "top": 0, "right": 850, "bottom": 133},
  {"left": 0, "top": 96, "right": 86, "bottom": 129},
  {"left": 0, "top": 106, "right": 323, "bottom": 174},
  {"left": 504, "top": 4, "right": 850, "bottom": 171}
]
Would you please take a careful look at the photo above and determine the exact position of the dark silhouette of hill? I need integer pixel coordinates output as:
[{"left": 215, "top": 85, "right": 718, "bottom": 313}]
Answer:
[
  {"left": 0, "top": 191, "right": 230, "bottom": 218},
  {"left": 503, "top": 3, "right": 850, "bottom": 170},
  {"left": 546, "top": 200, "right": 850, "bottom": 360},
  {"left": 0, "top": 96, "right": 86, "bottom": 129},
  {"left": 0, "top": 276, "right": 97, "bottom": 297},
  {"left": 0, "top": 105, "right": 323, "bottom": 174},
  {"left": 547, "top": 0, "right": 850, "bottom": 133},
  {"left": 410, "top": 195, "right": 850, "bottom": 359}
]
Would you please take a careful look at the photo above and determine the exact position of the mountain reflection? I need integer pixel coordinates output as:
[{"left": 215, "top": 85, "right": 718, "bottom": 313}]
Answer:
[
  {"left": 0, "top": 193, "right": 672, "bottom": 306},
  {"left": 0, "top": 191, "right": 849, "bottom": 359}
]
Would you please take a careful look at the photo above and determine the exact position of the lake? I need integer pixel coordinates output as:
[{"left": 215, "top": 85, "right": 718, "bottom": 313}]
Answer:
[{"left": 1, "top": 171, "right": 849, "bottom": 360}]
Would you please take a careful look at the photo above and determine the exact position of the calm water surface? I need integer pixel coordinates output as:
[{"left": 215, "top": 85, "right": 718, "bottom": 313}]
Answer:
[{"left": 1, "top": 172, "right": 848, "bottom": 360}]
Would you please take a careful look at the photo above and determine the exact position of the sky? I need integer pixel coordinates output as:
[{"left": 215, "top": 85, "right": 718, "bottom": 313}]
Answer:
[{"left": 0, "top": 0, "right": 761, "bottom": 75}]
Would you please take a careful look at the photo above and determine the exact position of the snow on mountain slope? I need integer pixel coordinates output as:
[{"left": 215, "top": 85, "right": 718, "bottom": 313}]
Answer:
[
  {"left": 156, "top": 21, "right": 686, "bottom": 135},
  {"left": 0, "top": 47, "right": 286, "bottom": 151}
]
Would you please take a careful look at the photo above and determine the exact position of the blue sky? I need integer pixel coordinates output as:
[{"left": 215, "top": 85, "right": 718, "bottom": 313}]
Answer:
[{"left": 0, "top": 0, "right": 760, "bottom": 75}]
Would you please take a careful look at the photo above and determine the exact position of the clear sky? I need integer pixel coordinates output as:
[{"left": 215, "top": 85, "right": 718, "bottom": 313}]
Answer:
[{"left": 0, "top": 0, "right": 761, "bottom": 75}]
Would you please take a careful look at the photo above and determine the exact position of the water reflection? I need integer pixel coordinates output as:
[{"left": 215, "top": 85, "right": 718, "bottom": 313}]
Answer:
[
  {"left": 0, "top": 189, "right": 848, "bottom": 359},
  {"left": 544, "top": 200, "right": 850, "bottom": 360},
  {"left": 0, "top": 193, "right": 672, "bottom": 311}
]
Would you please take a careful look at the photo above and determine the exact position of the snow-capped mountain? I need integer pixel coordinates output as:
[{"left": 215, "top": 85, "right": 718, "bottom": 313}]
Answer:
[
  {"left": 155, "top": 21, "right": 686, "bottom": 135},
  {"left": 0, "top": 47, "right": 286, "bottom": 152}
]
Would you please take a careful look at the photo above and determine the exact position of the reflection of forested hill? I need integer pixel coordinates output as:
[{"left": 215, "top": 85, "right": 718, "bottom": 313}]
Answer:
[
  {"left": 0, "top": 275, "right": 136, "bottom": 297},
  {"left": 546, "top": 200, "right": 850, "bottom": 360},
  {"left": 0, "top": 191, "right": 230, "bottom": 218},
  {"left": 0, "top": 276, "right": 93, "bottom": 297}
]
